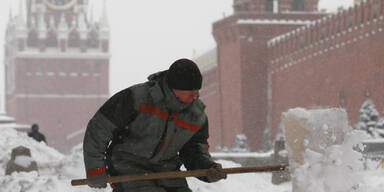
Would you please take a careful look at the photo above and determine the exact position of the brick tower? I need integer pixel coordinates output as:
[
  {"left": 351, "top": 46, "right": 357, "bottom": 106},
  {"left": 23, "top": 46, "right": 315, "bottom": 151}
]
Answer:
[
  {"left": 4, "top": 0, "right": 110, "bottom": 152},
  {"left": 211, "top": 0, "right": 326, "bottom": 150}
]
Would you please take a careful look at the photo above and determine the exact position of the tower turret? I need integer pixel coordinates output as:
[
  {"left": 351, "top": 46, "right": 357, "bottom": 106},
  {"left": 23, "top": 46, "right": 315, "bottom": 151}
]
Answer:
[
  {"left": 58, "top": 14, "right": 68, "bottom": 52},
  {"left": 99, "top": 0, "right": 110, "bottom": 52},
  {"left": 15, "top": 0, "right": 28, "bottom": 51},
  {"left": 4, "top": 0, "right": 110, "bottom": 152}
]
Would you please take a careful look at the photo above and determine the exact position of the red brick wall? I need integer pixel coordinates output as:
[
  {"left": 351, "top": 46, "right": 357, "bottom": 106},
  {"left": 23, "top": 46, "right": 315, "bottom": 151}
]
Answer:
[
  {"left": 269, "top": 0, "right": 384, "bottom": 138},
  {"left": 211, "top": 12, "right": 326, "bottom": 150},
  {"left": 7, "top": 57, "right": 109, "bottom": 152},
  {"left": 13, "top": 97, "right": 105, "bottom": 151},
  {"left": 14, "top": 58, "right": 109, "bottom": 94},
  {"left": 204, "top": 0, "right": 383, "bottom": 151},
  {"left": 200, "top": 68, "right": 222, "bottom": 150},
  {"left": 217, "top": 42, "right": 244, "bottom": 148}
]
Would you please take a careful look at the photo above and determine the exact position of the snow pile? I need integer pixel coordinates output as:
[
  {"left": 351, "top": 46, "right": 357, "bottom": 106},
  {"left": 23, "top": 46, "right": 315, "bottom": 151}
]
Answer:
[
  {"left": 14, "top": 156, "right": 34, "bottom": 168},
  {"left": 0, "top": 127, "right": 290, "bottom": 192},
  {"left": 0, "top": 128, "right": 111, "bottom": 192},
  {"left": 294, "top": 130, "right": 369, "bottom": 192},
  {"left": 283, "top": 108, "right": 374, "bottom": 192},
  {"left": 0, "top": 128, "right": 64, "bottom": 175},
  {"left": 1, "top": 122, "right": 383, "bottom": 192},
  {"left": 188, "top": 160, "right": 291, "bottom": 192}
]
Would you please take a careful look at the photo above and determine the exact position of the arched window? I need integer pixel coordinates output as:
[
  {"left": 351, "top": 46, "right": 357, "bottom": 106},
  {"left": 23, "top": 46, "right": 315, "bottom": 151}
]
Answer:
[
  {"left": 27, "top": 30, "right": 38, "bottom": 47},
  {"left": 88, "top": 30, "right": 99, "bottom": 48},
  {"left": 292, "top": 0, "right": 305, "bottom": 11},
  {"left": 264, "top": 0, "right": 273, "bottom": 12},
  {"left": 361, "top": 5, "right": 365, "bottom": 24},
  {"left": 81, "top": 64, "right": 89, "bottom": 76},
  {"left": 347, "top": 14, "right": 353, "bottom": 28},
  {"left": 298, "top": 36, "right": 305, "bottom": 48},
  {"left": 68, "top": 30, "right": 79, "bottom": 48},
  {"left": 46, "top": 30, "right": 58, "bottom": 47},
  {"left": 320, "top": 27, "right": 326, "bottom": 40},
  {"left": 373, "top": 4, "right": 378, "bottom": 19}
]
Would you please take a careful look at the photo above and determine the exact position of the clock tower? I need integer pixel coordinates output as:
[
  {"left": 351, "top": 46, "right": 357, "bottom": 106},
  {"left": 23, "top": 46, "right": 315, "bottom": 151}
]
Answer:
[{"left": 4, "top": 0, "right": 110, "bottom": 152}]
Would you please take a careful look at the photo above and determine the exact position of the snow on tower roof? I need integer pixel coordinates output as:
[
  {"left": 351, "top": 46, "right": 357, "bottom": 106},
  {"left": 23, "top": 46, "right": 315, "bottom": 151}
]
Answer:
[{"left": 237, "top": 18, "right": 314, "bottom": 25}]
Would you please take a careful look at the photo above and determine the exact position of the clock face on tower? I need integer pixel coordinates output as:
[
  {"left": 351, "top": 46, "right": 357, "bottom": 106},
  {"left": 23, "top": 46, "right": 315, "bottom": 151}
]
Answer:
[{"left": 43, "top": 0, "right": 78, "bottom": 10}]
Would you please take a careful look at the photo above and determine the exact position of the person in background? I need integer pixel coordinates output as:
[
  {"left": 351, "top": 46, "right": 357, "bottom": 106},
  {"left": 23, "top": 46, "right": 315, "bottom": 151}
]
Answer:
[
  {"left": 83, "top": 58, "right": 227, "bottom": 192},
  {"left": 28, "top": 123, "right": 47, "bottom": 143}
]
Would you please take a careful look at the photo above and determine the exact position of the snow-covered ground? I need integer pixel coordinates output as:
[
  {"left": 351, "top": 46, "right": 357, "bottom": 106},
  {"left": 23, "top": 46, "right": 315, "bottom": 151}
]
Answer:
[{"left": 0, "top": 124, "right": 383, "bottom": 192}]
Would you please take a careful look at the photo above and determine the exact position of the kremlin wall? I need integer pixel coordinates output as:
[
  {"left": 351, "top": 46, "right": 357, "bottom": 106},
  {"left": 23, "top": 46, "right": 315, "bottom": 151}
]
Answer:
[{"left": 198, "top": 0, "right": 384, "bottom": 151}]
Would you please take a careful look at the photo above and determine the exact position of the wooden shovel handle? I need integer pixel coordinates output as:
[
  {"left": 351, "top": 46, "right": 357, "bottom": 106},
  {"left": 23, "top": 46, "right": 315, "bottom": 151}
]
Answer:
[{"left": 71, "top": 164, "right": 288, "bottom": 186}]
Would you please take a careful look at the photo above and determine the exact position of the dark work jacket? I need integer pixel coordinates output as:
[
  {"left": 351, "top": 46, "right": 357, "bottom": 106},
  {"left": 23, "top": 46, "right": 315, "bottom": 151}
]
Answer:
[
  {"left": 28, "top": 131, "right": 46, "bottom": 143},
  {"left": 83, "top": 71, "right": 215, "bottom": 189}
]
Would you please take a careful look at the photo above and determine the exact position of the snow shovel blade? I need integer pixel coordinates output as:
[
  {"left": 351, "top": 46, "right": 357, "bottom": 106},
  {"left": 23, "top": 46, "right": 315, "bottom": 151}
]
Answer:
[{"left": 71, "top": 164, "right": 288, "bottom": 186}]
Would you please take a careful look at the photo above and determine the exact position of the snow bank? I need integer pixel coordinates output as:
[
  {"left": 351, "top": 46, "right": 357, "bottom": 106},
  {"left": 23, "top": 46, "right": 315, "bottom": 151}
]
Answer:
[
  {"left": 0, "top": 128, "right": 64, "bottom": 176},
  {"left": 188, "top": 160, "right": 291, "bottom": 192},
  {"left": 283, "top": 108, "right": 374, "bottom": 192},
  {"left": 0, "top": 128, "right": 112, "bottom": 192},
  {"left": 294, "top": 130, "right": 369, "bottom": 192},
  {"left": 0, "top": 127, "right": 290, "bottom": 192},
  {"left": 1, "top": 123, "right": 383, "bottom": 192}
]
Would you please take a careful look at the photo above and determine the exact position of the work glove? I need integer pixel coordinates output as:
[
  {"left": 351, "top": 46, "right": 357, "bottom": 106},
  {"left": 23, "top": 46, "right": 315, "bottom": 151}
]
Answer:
[
  {"left": 206, "top": 163, "right": 227, "bottom": 182},
  {"left": 87, "top": 171, "right": 107, "bottom": 188}
]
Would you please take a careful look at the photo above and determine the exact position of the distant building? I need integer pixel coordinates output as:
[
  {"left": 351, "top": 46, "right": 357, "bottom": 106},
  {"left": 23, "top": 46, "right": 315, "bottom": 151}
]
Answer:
[
  {"left": 197, "top": 0, "right": 384, "bottom": 151},
  {"left": 4, "top": 0, "right": 110, "bottom": 152}
]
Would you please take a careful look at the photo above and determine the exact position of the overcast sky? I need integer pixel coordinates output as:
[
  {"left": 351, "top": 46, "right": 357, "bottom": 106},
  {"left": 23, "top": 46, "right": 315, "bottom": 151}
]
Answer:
[{"left": 0, "top": 0, "right": 354, "bottom": 107}]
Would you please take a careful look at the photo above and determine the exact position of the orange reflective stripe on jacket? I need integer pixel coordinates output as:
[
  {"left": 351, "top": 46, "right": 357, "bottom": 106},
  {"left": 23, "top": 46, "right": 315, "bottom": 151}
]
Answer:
[
  {"left": 174, "top": 120, "right": 198, "bottom": 132},
  {"left": 139, "top": 104, "right": 168, "bottom": 119},
  {"left": 139, "top": 104, "right": 198, "bottom": 132},
  {"left": 87, "top": 166, "right": 106, "bottom": 177}
]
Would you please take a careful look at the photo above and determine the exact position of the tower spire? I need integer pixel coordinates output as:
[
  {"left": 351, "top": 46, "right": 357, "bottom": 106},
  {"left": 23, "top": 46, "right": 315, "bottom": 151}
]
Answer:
[
  {"left": 58, "top": 13, "right": 68, "bottom": 31},
  {"left": 9, "top": 3, "right": 13, "bottom": 20},
  {"left": 99, "top": 0, "right": 110, "bottom": 41},
  {"left": 37, "top": 5, "right": 47, "bottom": 38},
  {"left": 78, "top": 10, "right": 87, "bottom": 39},
  {"left": 16, "top": 0, "right": 26, "bottom": 27},
  {"left": 100, "top": 0, "right": 109, "bottom": 29},
  {"left": 7, "top": 3, "right": 15, "bottom": 26},
  {"left": 89, "top": 2, "right": 94, "bottom": 24}
]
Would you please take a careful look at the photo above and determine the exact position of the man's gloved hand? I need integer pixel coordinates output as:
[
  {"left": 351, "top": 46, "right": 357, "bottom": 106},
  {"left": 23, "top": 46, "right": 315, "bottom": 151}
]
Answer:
[
  {"left": 206, "top": 163, "right": 227, "bottom": 182},
  {"left": 87, "top": 172, "right": 107, "bottom": 188}
]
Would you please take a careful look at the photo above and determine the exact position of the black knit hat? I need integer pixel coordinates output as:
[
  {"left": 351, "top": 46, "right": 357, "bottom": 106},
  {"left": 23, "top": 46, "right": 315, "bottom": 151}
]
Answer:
[
  {"left": 31, "top": 123, "right": 39, "bottom": 131},
  {"left": 166, "top": 58, "right": 202, "bottom": 90}
]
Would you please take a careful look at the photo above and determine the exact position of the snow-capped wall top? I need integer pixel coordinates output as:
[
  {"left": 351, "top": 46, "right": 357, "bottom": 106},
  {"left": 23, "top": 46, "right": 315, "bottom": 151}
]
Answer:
[{"left": 237, "top": 19, "right": 313, "bottom": 25}]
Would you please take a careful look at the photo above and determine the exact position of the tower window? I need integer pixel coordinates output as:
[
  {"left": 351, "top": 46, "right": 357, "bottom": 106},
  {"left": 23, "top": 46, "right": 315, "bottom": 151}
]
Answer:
[
  {"left": 373, "top": 4, "right": 378, "bottom": 19},
  {"left": 59, "top": 64, "right": 66, "bottom": 76},
  {"left": 320, "top": 27, "right": 326, "bottom": 40},
  {"left": 299, "top": 36, "right": 305, "bottom": 48},
  {"left": 248, "top": 26, "right": 254, "bottom": 41},
  {"left": 347, "top": 14, "right": 353, "bottom": 28},
  {"left": 81, "top": 64, "right": 89, "bottom": 76},
  {"left": 264, "top": 0, "right": 274, "bottom": 12},
  {"left": 68, "top": 30, "right": 79, "bottom": 48},
  {"left": 88, "top": 30, "right": 99, "bottom": 48},
  {"left": 292, "top": 0, "right": 305, "bottom": 11},
  {"left": 36, "top": 64, "right": 43, "bottom": 76},
  {"left": 27, "top": 30, "right": 38, "bottom": 47},
  {"left": 46, "top": 30, "right": 58, "bottom": 47}
]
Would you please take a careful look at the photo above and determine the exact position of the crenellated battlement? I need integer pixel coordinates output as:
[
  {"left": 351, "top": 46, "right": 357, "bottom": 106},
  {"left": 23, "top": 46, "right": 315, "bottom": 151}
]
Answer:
[{"left": 268, "top": 0, "right": 384, "bottom": 75}]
